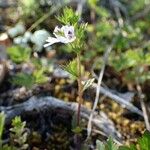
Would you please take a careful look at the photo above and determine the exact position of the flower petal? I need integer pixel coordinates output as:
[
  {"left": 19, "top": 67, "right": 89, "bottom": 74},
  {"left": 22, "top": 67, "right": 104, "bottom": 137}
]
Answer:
[
  {"left": 63, "top": 25, "right": 75, "bottom": 39},
  {"left": 56, "top": 36, "right": 69, "bottom": 43},
  {"left": 54, "top": 26, "right": 61, "bottom": 33},
  {"left": 44, "top": 37, "right": 60, "bottom": 47},
  {"left": 44, "top": 25, "right": 76, "bottom": 47}
]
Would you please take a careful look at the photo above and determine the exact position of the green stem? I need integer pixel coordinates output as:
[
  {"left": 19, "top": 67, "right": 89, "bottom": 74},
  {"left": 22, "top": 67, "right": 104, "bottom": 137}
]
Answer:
[{"left": 77, "top": 53, "right": 83, "bottom": 126}]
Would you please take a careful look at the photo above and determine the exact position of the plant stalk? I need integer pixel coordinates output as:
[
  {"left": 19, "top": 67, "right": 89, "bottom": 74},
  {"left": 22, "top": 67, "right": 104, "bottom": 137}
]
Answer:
[{"left": 77, "top": 53, "right": 83, "bottom": 126}]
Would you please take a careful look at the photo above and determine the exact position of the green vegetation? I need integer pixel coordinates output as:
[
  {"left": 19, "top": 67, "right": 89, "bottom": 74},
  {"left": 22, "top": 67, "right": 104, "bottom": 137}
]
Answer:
[
  {"left": 96, "top": 131, "right": 150, "bottom": 150},
  {"left": 0, "top": 113, "right": 28, "bottom": 150},
  {"left": 1, "top": 0, "right": 150, "bottom": 149}
]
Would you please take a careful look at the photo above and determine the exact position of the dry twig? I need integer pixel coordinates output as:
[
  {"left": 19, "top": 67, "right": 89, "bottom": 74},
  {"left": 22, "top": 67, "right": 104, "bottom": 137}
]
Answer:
[
  {"left": 87, "top": 39, "right": 115, "bottom": 138},
  {"left": 0, "top": 96, "right": 122, "bottom": 141},
  {"left": 136, "top": 84, "right": 150, "bottom": 131}
]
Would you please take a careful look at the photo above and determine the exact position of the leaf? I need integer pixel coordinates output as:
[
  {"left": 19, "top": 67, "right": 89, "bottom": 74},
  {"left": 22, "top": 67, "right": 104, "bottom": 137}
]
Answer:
[
  {"left": 11, "top": 73, "right": 35, "bottom": 88},
  {"left": 1, "top": 144, "right": 17, "bottom": 150},
  {"left": 105, "top": 137, "right": 118, "bottom": 150},
  {"left": 124, "top": 50, "right": 141, "bottom": 67},
  {"left": 71, "top": 114, "right": 78, "bottom": 130},
  {"left": 62, "top": 59, "right": 78, "bottom": 78},
  {"left": 119, "top": 131, "right": 150, "bottom": 150},
  {"left": 88, "top": 0, "right": 110, "bottom": 18},
  {"left": 119, "top": 145, "right": 136, "bottom": 150},
  {"left": 145, "top": 53, "right": 150, "bottom": 64},
  {"left": 138, "top": 130, "right": 150, "bottom": 150},
  {"left": 0, "top": 112, "right": 5, "bottom": 140},
  {"left": 72, "top": 126, "right": 82, "bottom": 134},
  {"left": 33, "top": 69, "right": 48, "bottom": 84},
  {"left": 82, "top": 78, "right": 95, "bottom": 92},
  {"left": 96, "top": 137, "right": 118, "bottom": 150},
  {"left": 71, "top": 23, "right": 87, "bottom": 52},
  {"left": 7, "top": 46, "right": 31, "bottom": 63},
  {"left": 56, "top": 7, "right": 80, "bottom": 25}
]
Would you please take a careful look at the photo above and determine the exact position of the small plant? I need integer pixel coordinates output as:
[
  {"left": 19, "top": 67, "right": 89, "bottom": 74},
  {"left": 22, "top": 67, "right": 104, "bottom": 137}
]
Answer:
[
  {"left": 0, "top": 113, "right": 28, "bottom": 150},
  {"left": 10, "top": 116, "right": 28, "bottom": 150},
  {"left": 44, "top": 7, "right": 94, "bottom": 128}
]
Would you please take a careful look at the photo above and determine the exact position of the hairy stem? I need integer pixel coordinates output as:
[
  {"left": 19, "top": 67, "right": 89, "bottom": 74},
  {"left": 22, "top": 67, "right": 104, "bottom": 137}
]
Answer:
[{"left": 77, "top": 53, "right": 83, "bottom": 126}]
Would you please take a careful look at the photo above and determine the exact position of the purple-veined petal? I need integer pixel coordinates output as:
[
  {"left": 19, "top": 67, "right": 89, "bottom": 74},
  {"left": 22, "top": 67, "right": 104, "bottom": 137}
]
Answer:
[
  {"left": 44, "top": 25, "right": 76, "bottom": 47},
  {"left": 63, "top": 25, "right": 75, "bottom": 40}
]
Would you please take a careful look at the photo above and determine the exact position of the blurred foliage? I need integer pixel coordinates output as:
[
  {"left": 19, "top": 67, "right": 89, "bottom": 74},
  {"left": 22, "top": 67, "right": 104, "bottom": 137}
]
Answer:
[
  {"left": 7, "top": 45, "right": 49, "bottom": 88},
  {"left": 62, "top": 59, "right": 79, "bottom": 79},
  {"left": 11, "top": 68, "right": 48, "bottom": 89},
  {"left": 10, "top": 116, "right": 28, "bottom": 150},
  {"left": 88, "top": 0, "right": 110, "bottom": 18},
  {"left": 0, "top": 112, "right": 5, "bottom": 142},
  {"left": 129, "top": 0, "right": 146, "bottom": 15},
  {"left": 33, "top": 69, "right": 48, "bottom": 84},
  {"left": 119, "top": 131, "right": 150, "bottom": 150},
  {"left": 7, "top": 0, "right": 150, "bottom": 90},
  {"left": 138, "top": 131, "right": 150, "bottom": 150},
  {"left": 11, "top": 73, "right": 35, "bottom": 89},
  {"left": 96, "top": 137, "right": 118, "bottom": 150},
  {"left": 18, "top": 0, "right": 41, "bottom": 20},
  {"left": 84, "top": 0, "right": 150, "bottom": 85},
  {"left": 56, "top": 7, "right": 80, "bottom": 25},
  {"left": 7, "top": 46, "right": 31, "bottom": 64},
  {"left": 0, "top": 114, "right": 28, "bottom": 150},
  {"left": 96, "top": 131, "right": 150, "bottom": 150},
  {"left": 109, "top": 49, "right": 150, "bottom": 83}
]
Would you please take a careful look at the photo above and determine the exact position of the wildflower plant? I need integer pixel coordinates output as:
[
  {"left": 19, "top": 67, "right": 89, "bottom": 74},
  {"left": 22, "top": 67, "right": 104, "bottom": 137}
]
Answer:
[{"left": 44, "top": 7, "right": 93, "bottom": 127}]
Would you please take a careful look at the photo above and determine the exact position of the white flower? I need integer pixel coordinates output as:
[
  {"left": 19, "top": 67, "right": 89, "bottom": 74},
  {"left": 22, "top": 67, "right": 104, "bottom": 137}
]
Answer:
[{"left": 44, "top": 25, "right": 76, "bottom": 47}]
